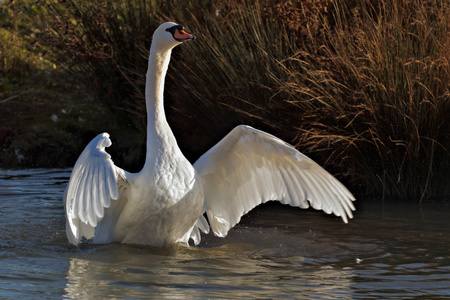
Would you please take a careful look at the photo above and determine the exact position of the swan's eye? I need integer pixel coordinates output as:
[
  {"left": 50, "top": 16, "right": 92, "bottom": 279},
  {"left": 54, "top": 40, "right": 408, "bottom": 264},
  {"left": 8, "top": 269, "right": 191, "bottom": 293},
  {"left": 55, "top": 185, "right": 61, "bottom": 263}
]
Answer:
[{"left": 166, "top": 25, "right": 184, "bottom": 36}]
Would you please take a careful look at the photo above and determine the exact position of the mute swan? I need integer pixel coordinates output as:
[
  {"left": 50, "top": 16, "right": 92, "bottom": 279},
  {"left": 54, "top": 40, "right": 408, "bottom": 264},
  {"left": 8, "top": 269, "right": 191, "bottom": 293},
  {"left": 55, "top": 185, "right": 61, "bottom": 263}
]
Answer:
[{"left": 64, "top": 22, "right": 355, "bottom": 246}]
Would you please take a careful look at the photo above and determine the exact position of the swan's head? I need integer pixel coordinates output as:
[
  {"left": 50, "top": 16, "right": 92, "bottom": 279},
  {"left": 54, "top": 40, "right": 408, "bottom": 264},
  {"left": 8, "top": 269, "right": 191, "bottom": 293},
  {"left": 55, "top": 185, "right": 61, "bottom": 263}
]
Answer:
[{"left": 152, "top": 22, "right": 196, "bottom": 51}]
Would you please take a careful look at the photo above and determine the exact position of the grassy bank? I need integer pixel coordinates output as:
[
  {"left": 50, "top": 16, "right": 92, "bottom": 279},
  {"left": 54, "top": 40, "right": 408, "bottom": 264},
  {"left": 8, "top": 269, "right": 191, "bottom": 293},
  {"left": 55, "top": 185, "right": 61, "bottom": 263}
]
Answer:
[
  {"left": 0, "top": 1, "right": 142, "bottom": 168},
  {"left": 1, "top": 0, "right": 449, "bottom": 200},
  {"left": 1, "top": 2, "right": 106, "bottom": 167}
]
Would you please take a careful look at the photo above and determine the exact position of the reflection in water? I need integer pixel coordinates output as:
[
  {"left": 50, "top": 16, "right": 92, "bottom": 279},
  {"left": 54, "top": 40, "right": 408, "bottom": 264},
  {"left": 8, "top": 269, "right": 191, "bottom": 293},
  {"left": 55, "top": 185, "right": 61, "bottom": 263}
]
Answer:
[
  {"left": 1, "top": 169, "right": 450, "bottom": 299},
  {"left": 64, "top": 243, "right": 354, "bottom": 299}
]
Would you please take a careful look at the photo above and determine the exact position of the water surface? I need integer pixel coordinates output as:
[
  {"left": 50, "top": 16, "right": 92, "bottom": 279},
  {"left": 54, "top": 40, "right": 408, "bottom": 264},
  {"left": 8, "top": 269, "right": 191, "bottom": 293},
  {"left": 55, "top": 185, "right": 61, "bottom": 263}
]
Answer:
[{"left": 1, "top": 169, "right": 449, "bottom": 299}]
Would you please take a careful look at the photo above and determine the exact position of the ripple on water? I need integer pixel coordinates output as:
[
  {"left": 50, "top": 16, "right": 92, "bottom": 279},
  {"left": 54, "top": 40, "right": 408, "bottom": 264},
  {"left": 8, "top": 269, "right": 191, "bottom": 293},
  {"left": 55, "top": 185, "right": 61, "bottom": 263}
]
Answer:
[{"left": 1, "top": 169, "right": 450, "bottom": 299}]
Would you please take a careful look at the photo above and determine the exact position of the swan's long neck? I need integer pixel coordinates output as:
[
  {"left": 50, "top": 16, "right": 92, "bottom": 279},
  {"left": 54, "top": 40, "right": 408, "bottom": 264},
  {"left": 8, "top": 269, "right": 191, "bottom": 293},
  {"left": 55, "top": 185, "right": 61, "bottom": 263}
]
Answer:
[{"left": 143, "top": 44, "right": 181, "bottom": 170}]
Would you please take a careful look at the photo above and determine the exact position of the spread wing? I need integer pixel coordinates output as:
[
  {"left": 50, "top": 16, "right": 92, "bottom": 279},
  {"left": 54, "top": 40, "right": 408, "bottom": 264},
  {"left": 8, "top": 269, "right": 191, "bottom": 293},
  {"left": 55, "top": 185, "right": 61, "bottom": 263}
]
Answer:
[
  {"left": 64, "top": 133, "right": 131, "bottom": 245},
  {"left": 193, "top": 125, "right": 355, "bottom": 237}
]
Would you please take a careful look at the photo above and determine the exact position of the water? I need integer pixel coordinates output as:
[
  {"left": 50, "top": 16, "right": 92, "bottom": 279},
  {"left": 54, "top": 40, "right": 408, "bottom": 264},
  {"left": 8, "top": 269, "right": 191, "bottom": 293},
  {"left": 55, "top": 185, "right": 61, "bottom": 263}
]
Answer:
[{"left": 1, "top": 169, "right": 450, "bottom": 299}]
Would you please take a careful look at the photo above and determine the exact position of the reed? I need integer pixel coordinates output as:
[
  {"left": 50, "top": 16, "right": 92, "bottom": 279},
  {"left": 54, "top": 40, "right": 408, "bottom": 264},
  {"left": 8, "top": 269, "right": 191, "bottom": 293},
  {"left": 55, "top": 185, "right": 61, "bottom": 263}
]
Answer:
[
  {"left": 163, "top": 0, "right": 450, "bottom": 199},
  {"left": 39, "top": 0, "right": 450, "bottom": 199},
  {"left": 296, "top": 0, "right": 450, "bottom": 199}
]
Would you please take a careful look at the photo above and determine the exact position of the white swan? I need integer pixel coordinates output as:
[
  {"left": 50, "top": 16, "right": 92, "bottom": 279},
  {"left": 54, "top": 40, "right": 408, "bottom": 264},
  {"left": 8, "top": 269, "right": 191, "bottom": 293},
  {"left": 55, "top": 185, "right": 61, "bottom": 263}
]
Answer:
[{"left": 64, "top": 22, "right": 356, "bottom": 247}]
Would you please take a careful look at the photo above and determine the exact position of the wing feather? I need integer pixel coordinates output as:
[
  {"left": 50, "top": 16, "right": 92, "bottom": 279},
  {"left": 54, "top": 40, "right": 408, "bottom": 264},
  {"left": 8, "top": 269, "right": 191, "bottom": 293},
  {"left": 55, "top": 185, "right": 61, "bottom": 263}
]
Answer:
[
  {"left": 194, "top": 125, "right": 356, "bottom": 237},
  {"left": 64, "top": 132, "right": 130, "bottom": 245},
  {"left": 86, "top": 164, "right": 96, "bottom": 226},
  {"left": 76, "top": 167, "right": 90, "bottom": 224},
  {"left": 92, "top": 162, "right": 103, "bottom": 219},
  {"left": 98, "top": 162, "right": 111, "bottom": 208},
  {"left": 106, "top": 161, "right": 119, "bottom": 200}
]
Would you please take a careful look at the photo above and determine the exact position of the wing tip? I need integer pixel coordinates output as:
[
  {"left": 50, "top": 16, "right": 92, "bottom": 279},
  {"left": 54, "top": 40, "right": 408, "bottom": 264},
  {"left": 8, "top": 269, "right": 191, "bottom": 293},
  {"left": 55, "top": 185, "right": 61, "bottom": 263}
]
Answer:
[{"left": 207, "top": 211, "right": 230, "bottom": 238}]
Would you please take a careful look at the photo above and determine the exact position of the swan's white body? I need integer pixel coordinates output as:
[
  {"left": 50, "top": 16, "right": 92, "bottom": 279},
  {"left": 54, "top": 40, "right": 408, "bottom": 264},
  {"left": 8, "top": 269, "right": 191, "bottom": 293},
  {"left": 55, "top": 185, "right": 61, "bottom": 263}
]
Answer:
[{"left": 64, "top": 22, "right": 355, "bottom": 247}]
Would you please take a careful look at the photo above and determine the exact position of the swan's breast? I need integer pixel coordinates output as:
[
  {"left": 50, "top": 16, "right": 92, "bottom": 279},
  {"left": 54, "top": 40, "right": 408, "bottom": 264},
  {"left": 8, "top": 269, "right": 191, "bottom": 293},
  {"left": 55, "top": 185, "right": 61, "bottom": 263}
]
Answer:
[{"left": 113, "top": 156, "right": 203, "bottom": 245}]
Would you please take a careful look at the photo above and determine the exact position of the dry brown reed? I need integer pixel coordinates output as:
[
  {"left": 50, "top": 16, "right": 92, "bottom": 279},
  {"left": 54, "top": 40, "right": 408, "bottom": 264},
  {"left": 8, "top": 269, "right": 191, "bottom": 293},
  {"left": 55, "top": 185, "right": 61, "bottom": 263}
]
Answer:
[{"left": 40, "top": 0, "right": 450, "bottom": 199}]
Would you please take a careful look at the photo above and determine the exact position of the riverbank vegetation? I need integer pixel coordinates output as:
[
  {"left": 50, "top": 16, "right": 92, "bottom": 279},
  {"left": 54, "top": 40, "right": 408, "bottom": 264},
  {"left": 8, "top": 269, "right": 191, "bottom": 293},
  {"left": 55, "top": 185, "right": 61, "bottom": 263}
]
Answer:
[{"left": 1, "top": 0, "right": 449, "bottom": 200}]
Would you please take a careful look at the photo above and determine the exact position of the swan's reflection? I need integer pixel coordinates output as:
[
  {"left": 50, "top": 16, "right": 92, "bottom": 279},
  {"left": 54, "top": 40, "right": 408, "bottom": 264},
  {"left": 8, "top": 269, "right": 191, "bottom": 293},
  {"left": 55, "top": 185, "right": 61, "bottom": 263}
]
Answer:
[{"left": 64, "top": 232, "right": 355, "bottom": 299}]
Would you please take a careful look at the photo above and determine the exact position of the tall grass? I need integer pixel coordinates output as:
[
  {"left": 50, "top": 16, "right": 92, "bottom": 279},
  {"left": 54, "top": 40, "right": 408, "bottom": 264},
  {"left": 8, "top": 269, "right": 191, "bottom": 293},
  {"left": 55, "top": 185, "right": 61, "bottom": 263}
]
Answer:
[
  {"left": 41, "top": 0, "right": 450, "bottom": 199},
  {"left": 314, "top": 0, "right": 450, "bottom": 199},
  {"left": 0, "top": 2, "right": 51, "bottom": 88},
  {"left": 165, "top": 0, "right": 450, "bottom": 199}
]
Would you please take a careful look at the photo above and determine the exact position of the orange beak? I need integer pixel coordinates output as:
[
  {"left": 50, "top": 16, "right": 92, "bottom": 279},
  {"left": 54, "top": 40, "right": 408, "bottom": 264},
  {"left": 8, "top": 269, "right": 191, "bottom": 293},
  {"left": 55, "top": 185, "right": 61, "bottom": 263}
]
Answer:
[{"left": 174, "top": 28, "right": 196, "bottom": 41}]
